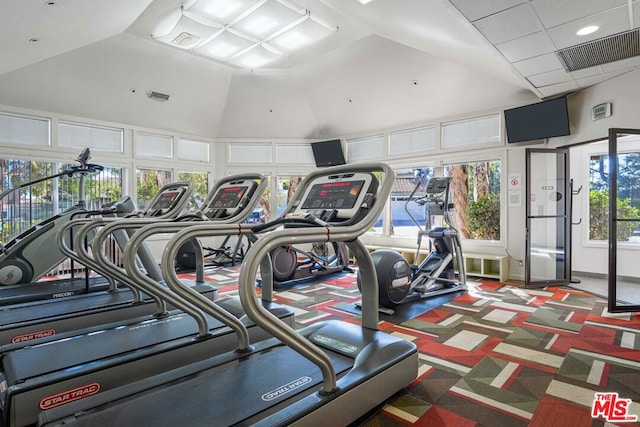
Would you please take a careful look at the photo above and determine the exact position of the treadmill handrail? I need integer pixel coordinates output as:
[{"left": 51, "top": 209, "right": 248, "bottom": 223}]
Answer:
[
  {"left": 95, "top": 173, "right": 268, "bottom": 290},
  {"left": 57, "top": 180, "right": 196, "bottom": 290},
  {"left": 89, "top": 216, "right": 206, "bottom": 283},
  {"left": 159, "top": 163, "right": 393, "bottom": 394},
  {"left": 96, "top": 174, "right": 268, "bottom": 338},
  {"left": 124, "top": 222, "right": 256, "bottom": 343},
  {"left": 238, "top": 163, "right": 392, "bottom": 393},
  {"left": 90, "top": 219, "right": 210, "bottom": 333},
  {"left": 57, "top": 217, "right": 121, "bottom": 293},
  {"left": 73, "top": 218, "right": 161, "bottom": 307},
  {"left": 69, "top": 180, "right": 196, "bottom": 278},
  {"left": 117, "top": 173, "right": 269, "bottom": 345}
]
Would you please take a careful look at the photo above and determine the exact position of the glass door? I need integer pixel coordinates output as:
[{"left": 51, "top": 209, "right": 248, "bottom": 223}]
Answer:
[
  {"left": 525, "top": 149, "right": 570, "bottom": 287},
  {"left": 608, "top": 128, "right": 640, "bottom": 312}
]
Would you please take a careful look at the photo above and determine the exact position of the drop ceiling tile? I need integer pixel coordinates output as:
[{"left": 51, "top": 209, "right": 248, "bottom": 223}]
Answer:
[
  {"left": 546, "top": 5, "right": 631, "bottom": 50},
  {"left": 571, "top": 65, "right": 604, "bottom": 79},
  {"left": 531, "top": 0, "right": 627, "bottom": 29},
  {"left": 449, "top": 0, "right": 525, "bottom": 22},
  {"left": 536, "top": 80, "right": 579, "bottom": 97},
  {"left": 496, "top": 31, "right": 556, "bottom": 62},
  {"left": 575, "top": 69, "right": 630, "bottom": 88},
  {"left": 527, "top": 68, "right": 573, "bottom": 86},
  {"left": 474, "top": 3, "right": 543, "bottom": 44},
  {"left": 513, "top": 53, "right": 564, "bottom": 76},
  {"left": 601, "top": 55, "right": 640, "bottom": 72}
]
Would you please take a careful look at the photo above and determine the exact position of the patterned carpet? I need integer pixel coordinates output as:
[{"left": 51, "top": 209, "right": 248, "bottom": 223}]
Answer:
[{"left": 183, "top": 267, "right": 640, "bottom": 426}]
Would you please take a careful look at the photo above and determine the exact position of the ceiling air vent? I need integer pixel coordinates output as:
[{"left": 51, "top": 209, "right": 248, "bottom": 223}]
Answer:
[
  {"left": 147, "top": 91, "right": 171, "bottom": 102},
  {"left": 171, "top": 32, "right": 200, "bottom": 48},
  {"left": 555, "top": 28, "right": 640, "bottom": 72}
]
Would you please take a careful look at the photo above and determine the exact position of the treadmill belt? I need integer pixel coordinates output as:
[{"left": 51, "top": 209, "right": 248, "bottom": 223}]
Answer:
[
  {"left": 2, "top": 312, "right": 214, "bottom": 383},
  {"left": 61, "top": 346, "right": 352, "bottom": 426},
  {"left": 0, "top": 290, "right": 136, "bottom": 325}
]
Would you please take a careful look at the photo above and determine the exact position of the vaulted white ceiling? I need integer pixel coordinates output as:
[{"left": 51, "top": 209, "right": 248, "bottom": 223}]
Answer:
[{"left": 0, "top": 0, "right": 637, "bottom": 139}]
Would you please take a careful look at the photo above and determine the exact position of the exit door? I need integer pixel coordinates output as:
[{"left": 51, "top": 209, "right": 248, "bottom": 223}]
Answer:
[
  {"left": 608, "top": 128, "right": 640, "bottom": 312},
  {"left": 525, "top": 149, "right": 570, "bottom": 287}
]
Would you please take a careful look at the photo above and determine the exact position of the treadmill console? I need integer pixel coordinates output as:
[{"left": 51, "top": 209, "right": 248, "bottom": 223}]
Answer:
[
  {"left": 294, "top": 172, "right": 374, "bottom": 223},
  {"left": 146, "top": 187, "right": 187, "bottom": 217},
  {"left": 202, "top": 180, "right": 257, "bottom": 219}
]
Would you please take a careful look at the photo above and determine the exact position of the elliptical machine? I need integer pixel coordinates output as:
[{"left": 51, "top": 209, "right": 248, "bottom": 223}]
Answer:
[
  {"left": 359, "top": 176, "right": 466, "bottom": 311},
  {"left": 269, "top": 240, "right": 352, "bottom": 287}
]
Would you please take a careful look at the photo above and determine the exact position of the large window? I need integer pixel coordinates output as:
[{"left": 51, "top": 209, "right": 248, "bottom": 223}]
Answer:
[
  {"left": 589, "top": 152, "right": 640, "bottom": 242},
  {"left": 178, "top": 171, "right": 209, "bottom": 209},
  {"left": 1, "top": 158, "right": 122, "bottom": 243},
  {"left": 276, "top": 175, "right": 304, "bottom": 218},
  {"left": 444, "top": 159, "right": 501, "bottom": 241},
  {"left": 389, "top": 167, "right": 434, "bottom": 237},
  {"left": 136, "top": 168, "right": 172, "bottom": 210}
]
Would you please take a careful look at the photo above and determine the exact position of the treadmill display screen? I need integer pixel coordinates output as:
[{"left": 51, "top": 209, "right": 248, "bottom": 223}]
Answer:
[
  {"left": 150, "top": 189, "right": 184, "bottom": 209},
  {"left": 301, "top": 180, "right": 365, "bottom": 210},
  {"left": 211, "top": 186, "right": 248, "bottom": 209}
]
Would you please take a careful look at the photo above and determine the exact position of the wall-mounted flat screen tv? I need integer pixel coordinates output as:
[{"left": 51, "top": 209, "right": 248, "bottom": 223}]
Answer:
[
  {"left": 311, "top": 139, "right": 346, "bottom": 167},
  {"left": 504, "top": 97, "right": 570, "bottom": 143}
]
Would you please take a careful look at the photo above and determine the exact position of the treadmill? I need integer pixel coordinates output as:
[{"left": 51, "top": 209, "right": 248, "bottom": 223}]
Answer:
[
  {"left": 0, "top": 174, "right": 295, "bottom": 427},
  {"left": 38, "top": 163, "right": 419, "bottom": 427},
  {"left": 0, "top": 182, "right": 202, "bottom": 347}
]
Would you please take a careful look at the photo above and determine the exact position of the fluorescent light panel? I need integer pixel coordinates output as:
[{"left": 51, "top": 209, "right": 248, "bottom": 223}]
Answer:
[
  {"left": 196, "top": 30, "right": 254, "bottom": 59},
  {"left": 269, "top": 18, "right": 332, "bottom": 51},
  {"left": 155, "top": 0, "right": 337, "bottom": 68},
  {"left": 232, "top": 44, "right": 280, "bottom": 68},
  {"left": 188, "top": 0, "right": 256, "bottom": 22},
  {"left": 231, "top": 0, "right": 303, "bottom": 39}
]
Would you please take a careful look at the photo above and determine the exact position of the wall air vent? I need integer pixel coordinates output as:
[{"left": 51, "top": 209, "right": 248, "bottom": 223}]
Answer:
[
  {"left": 147, "top": 91, "right": 171, "bottom": 102},
  {"left": 556, "top": 28, "right": 640, "bottom": 72}
]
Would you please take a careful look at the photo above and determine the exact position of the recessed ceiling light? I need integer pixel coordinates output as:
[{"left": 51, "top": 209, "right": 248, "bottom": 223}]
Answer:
[
  {"left": 45, "top": 0, "right": 57, "bottom": 5},
  {"left": 358, "top": 0, "right": 373, "bottom": 4},
  {"left": 576, "top": 25, "right": 599, "bottom": 36}
]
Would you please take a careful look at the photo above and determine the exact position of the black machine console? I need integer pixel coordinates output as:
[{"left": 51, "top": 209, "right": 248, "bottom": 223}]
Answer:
[
  {"left": 145, "top": 186, "right": 188, "bottom": 217},
  {"left": 202, "top": 180, "right": 257, "bottom": 219},
  {"left": 292, "top": 173, "right": 374, "bottom": 224}
]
